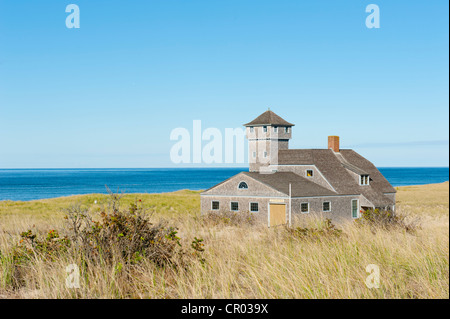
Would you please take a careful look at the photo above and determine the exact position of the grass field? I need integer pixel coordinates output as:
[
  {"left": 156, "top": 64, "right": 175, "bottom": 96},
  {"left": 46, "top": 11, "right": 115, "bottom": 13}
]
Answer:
[{"left": 0, "top": 182, "right": 448, "bottom": 299}]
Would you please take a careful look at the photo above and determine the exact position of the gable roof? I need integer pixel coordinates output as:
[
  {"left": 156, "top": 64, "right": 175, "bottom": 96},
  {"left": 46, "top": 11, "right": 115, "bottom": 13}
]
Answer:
[
  {"left": 201, "top": 171, "right": 337, "bottom": 197},
  {"left": 242, "top": 171, "right": 336, "bottom": 197},
  {"left": 278, "top": 149, "right": 396, "bottom": 206},
  {"left": 244, "top": 110, "right": 295, "bottom": 127}
]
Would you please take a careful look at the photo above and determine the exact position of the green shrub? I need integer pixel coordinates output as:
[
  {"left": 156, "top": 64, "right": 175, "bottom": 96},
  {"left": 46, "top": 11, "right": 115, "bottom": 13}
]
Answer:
[
  {"left": 287, "top": 218, "right": 342, "bottom": 241},
  {"left": 356, "top": 208, "right": 418, "bottom": 233},
  {"left": 15, "top": 229, "right": 71, "bottom": 261},
  {"left": 10, "top": 192, "right": 205, "bottom": 274}
]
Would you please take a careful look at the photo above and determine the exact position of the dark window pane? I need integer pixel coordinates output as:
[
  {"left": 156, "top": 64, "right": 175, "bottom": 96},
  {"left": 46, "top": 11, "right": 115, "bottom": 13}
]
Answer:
[
  {"left": 212, "top": 201, "right": 219, "bottom": 210},
  {"left": 238, "top": 182, "right": 248, "bottom": 189},
  {"left": 323, "top": 202, "right": 330, "bottom": 212},
  {"left": 301, "top": 203, "right": 309, "bottom": 213},
  {"left": 352, "top": 200, "right": 358, "bottom": 218},
  {"left": 250, "top": 203, "right": 259, "bottom": 212},
  {"left": 231, "top": 202, "right": 239, "bottom": 211}
]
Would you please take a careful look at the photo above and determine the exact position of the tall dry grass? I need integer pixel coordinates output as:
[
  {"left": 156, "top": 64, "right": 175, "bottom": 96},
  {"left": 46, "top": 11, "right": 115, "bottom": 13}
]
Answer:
[{"left": 0, "top": 183, "right": 448, "bottom": 299}]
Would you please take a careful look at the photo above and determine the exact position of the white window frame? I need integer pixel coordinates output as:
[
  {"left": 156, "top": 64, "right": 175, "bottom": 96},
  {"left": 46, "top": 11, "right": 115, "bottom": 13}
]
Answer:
[
  {"left": 351, "top": 199, "right": 359, "bottom": 218},
  {"left": 360, "top": 175, "right": 370, "bottom": 186},
  {"left": 238, "top": 181, "right": 248, "bottom": 189},
  {"left": 305, "top": 169, "right": 314, "bottom": 178},
  {"left": 211, "top": 201, "right": 220, "bottom": 211},
  {"left": 249, "top": 202, "right": 259, "bottom": 212},
  {"left": 323, "top": 201, "right": 331, "bottom": 212},
  {"left": 230, "top": 201, "right": 239, "bottom": 212},
  {"left": 300, "top": 202, "right": 310, "bottom": 214}
]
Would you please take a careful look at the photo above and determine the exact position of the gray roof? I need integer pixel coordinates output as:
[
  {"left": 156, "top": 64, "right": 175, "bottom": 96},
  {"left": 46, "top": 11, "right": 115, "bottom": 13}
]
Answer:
[
  {"left": 334, "top": 152, "right": 368, "bottom": 175},
  {"left": 278, "top": 149, "right": 396, "bottom": 206},
  {"left": 242, "top": 171, "right": 336, "bottom": 197},
  {"left": 244, "top": 110, "right": 295, "bottom": 127}
]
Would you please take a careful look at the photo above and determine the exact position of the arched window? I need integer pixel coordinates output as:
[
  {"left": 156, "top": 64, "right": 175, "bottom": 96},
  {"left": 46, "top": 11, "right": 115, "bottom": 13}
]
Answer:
[{"left": 238, "top": 182, "right": 248, "bottom": 189}]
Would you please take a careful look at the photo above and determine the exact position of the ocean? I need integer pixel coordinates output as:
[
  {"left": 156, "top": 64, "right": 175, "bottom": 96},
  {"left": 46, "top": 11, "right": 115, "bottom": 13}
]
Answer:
[{"left": 0, "top": 167, "right": 448, "bottom": 201}]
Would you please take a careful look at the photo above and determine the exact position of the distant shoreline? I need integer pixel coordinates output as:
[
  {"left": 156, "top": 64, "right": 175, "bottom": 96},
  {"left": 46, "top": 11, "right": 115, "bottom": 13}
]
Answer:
[
  {"left": 1, "top": 167, "right": 448, "bottom": 202},
  {"left": 1, "top": 181, "right": 448, "bottom": 203},
  {"left": 0, "top": 167, "right": 448, "bottom": 170}
]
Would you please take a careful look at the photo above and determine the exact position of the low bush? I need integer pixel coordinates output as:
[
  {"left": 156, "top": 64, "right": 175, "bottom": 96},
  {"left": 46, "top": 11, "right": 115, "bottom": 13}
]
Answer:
[
  {"left": 200, "top": 210, "right": 256, "bottom": 227},
  {"left": 64, "top": 199, "right": 186, "bottom": 266},
  {"left": 7, "top": 192, "right": 205, "bottom": 287},
  {"left": 287, "top": 218, "right": 342, "bottom": 241},
  {"left": 355, "top": 208, "right": 419, "bottom": 233}
]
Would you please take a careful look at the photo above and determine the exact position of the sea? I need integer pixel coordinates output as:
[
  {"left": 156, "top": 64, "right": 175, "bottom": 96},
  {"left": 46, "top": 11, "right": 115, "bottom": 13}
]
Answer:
[{"left": 0, "top": 167, "right": 448, "bottom": 201}]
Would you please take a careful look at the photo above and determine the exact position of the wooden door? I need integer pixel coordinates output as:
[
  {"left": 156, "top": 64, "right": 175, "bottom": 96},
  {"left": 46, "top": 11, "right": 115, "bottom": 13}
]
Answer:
[{"left": 269, "top": 203, "right": 286, "bottom": 227}]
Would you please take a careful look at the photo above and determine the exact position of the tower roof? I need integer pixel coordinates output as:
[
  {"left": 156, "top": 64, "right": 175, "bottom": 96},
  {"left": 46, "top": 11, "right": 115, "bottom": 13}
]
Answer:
[{"left": 243, "top": 110, "right": 295, "bottom": 127}]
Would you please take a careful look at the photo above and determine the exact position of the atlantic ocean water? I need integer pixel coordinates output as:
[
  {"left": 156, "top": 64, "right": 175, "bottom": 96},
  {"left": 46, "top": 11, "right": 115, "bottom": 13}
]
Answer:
[{"left": 0, "top": 167, "right": 448, "bottom": 201}]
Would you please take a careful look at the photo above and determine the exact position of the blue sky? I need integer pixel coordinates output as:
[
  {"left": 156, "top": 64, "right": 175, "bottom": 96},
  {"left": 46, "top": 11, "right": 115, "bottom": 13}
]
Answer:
[{"left": 0, "top": 0, "right": 448, "bottom": 168}]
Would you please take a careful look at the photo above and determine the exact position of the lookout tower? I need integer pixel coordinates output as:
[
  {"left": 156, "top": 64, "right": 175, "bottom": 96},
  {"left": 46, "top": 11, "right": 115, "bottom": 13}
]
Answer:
[{"left": 244, "top": 110, "right": 294, "bottom": 172}]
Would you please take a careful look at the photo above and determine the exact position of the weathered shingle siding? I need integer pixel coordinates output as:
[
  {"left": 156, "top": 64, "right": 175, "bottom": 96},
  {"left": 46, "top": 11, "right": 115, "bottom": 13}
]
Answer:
[
  {"left": 246, "top": 126, "right": 292, "bottom": 141},
  {"left": 291, "top": 195, "right": 364, "bottom": 223},
  {"left": 384, "top": 193, "right": 396, "bottom": 202},
  {"left": 201, "top": 173, "right": 286, "bottom": 197},
  {"left": 201, "top": 196, "right": 287, "bottom": 223},
  {"left": 202, "top": 193, "right": 368, "bottom": 224},
  {"left": 247, "top": 126, "right": 291, "bottom": 172}
]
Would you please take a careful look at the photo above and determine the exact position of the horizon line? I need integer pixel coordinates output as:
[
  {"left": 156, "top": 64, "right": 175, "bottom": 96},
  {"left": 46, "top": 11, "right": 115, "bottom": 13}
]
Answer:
[{"left": 0, "top": 166, "right": 449, "bottom": 170}]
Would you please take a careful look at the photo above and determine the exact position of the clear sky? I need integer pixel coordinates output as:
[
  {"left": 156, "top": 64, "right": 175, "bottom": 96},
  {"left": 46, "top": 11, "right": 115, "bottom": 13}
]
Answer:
[{"left": 0, "top": 0, "right": 448, "bottom": 168}]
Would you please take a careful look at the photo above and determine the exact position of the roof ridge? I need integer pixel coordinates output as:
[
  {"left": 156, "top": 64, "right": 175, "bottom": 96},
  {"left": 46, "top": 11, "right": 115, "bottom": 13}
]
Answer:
[
  {"left": 334, "top": 151, "right": 369, "bottom": 175},
  {"left": 244, "top": 171, "right": 337, "bottom": 196},
  {"left": 244, "top": 110, "right": 295, "bottom": 127}
]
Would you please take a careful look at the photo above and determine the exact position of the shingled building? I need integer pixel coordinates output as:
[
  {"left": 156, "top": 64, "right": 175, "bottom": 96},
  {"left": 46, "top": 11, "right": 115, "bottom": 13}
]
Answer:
[{"left": 200, "top": 110, "right": 396, "bottom": 226}]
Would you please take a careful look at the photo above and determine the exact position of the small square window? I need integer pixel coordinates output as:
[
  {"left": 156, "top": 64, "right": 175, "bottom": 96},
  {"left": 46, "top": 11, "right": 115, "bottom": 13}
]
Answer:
[
  {"left": 323, "top": 202, "right": 331, "bottom": 212},
  {"left": 212, "top": 201, "right": 219, "bottom": 210},
  {"left": 306, "top": 169, "right": 314, "bottom": 177},
  {"left": 301, "top": 203, "right": 309, "bottom": 213},
  {"left": 360, "top": 175, "right": 369, "bottom": 185},
  {"left": 250, "top": 202, "right": 259, "bottom": 212},
  {"left": 231, "top": 202, "right": 239, "bottom": 211}
]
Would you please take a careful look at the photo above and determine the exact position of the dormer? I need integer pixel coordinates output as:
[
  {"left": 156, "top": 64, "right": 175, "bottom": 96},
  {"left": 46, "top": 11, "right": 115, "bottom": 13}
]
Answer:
[{"left": 360, "top": 174, "right": 370, "bottom": 186}]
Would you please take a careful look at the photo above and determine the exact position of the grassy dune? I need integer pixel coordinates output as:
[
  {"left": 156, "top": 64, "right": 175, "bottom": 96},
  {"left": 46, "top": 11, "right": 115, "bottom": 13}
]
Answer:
[{"left": 0, "top": 182, "right": 448, "bottom": 299}]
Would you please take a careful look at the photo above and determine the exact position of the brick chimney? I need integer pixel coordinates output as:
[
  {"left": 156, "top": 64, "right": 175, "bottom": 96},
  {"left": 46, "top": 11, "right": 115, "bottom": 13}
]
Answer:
[{"left": 328, "top": 136, "right": 340, "bottom": 152}]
